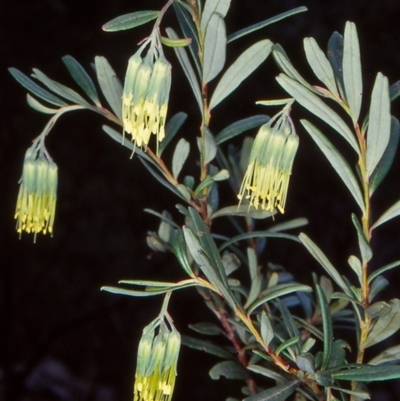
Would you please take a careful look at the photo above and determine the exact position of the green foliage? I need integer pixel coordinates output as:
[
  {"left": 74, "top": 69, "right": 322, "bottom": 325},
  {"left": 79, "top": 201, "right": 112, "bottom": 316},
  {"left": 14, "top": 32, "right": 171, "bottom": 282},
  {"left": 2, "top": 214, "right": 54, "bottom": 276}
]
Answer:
[
  {"left": 102, "top": 10, "right": 160, "bottom": 31},
  {"left": 209, "top": 39, "right": 273, "bottom": 110},
  {"left": 9, "top": 1, "right": 400, "bottom": 400}
]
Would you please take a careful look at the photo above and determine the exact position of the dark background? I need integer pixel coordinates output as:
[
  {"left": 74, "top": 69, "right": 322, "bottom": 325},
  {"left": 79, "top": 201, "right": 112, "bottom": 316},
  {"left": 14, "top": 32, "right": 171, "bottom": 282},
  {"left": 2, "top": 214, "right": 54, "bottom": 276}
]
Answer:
[{"left": 1, "top": 0, "right": 400, "bottom": 400}]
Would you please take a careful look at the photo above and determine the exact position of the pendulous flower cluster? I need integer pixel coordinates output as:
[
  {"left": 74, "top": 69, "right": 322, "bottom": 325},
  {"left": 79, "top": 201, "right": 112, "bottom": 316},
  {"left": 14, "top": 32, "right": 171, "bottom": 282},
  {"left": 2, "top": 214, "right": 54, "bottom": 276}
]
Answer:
[
  {"left": 238, "top": 108, "right": 299, "bottom": 214},
  {"left": 134, "top": 316, "right": 181, "bottom": 401},
  {"left": 15, "top": 143, "right": 58, "bottom": 241},
  {"left": 122, "top": 45, "right": 172, "bottom": 153}
]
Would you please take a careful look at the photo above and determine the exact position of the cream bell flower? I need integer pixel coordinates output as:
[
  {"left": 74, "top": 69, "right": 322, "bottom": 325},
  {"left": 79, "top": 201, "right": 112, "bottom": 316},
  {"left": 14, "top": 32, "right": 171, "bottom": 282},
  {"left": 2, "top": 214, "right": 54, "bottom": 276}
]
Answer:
[
  {"left": 238, "top": 114, "right": 299, "bottom": 214},
  {"left": 15, "top": 146, "right": 58, "bottom": 241},
  {"left": 134, "top": 317, "right": 181, "bottom": 401},
  {"left": 122, "top": 51, "right": 171, "bottom": 153}
]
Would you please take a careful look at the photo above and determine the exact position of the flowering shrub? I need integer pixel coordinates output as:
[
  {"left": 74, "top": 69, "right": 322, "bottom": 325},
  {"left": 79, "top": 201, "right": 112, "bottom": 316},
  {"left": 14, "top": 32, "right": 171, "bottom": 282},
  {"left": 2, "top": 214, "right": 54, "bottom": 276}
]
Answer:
[{"left": 9, "top": 1, "right": 400, "bottom": 400}]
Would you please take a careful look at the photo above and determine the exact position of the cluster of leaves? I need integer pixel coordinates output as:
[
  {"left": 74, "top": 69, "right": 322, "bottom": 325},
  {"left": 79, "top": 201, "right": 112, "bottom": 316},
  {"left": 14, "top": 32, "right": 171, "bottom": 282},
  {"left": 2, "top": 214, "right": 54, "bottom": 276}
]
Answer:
[{"left": 9, "top": 0, "right": 400, "bottom": 400}]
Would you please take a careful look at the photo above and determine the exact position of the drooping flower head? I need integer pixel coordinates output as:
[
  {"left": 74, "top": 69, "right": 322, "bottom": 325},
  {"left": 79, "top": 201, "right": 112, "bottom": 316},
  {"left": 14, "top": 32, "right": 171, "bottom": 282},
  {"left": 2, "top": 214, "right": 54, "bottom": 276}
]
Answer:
[
  {"left": 123, "top": 37, "right": 172, "bottom": 154},
  {"left": 15, "top": 141, "right": 58, "bottom": 241},
  {"left": 134, "top": 312, "right": 181, "bottom": 401},
  {"left": 238, "top": 105, "right": 299, "bottom": 214}
]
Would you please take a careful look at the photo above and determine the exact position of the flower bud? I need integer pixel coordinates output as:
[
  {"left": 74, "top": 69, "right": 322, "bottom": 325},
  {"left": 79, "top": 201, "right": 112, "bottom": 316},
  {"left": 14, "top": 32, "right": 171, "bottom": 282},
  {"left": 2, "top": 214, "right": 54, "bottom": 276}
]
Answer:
[
  {"left": 15, "top": 146, "right": 58, "bottom": 241},
  {"left": 238, "top": 111, "right": 299, "bottom": 214},
  {"left": 134, "top": 318, "right": 180, "bottom": 401},
  {"left": 122, "top": 49, "right": 172, "bottom": 153}
]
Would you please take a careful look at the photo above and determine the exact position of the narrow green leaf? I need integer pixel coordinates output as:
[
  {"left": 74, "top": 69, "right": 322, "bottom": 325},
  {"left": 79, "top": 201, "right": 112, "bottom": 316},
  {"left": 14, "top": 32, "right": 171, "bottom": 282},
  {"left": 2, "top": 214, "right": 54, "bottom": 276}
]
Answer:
[
  {"left": 200, "top": 0, "right": 231, "bottom": 35},
  {"left": 183, "top": 223, "right": 237, "bottom": 309},
  {"left": 315, "top": 284, "right": 333, "bottom": 370},
  {"left": 239, "top": 136, "right": 253, "bottom": 174},
  {"left": 243, "top": 380, "right": 299, "bottom": 401},
  {"left": 181, "top": 335, "right": 235, "bottom": 360},
  {"left": 327, "top": 31, "right": 346, "bottom": 100},
  {"left": 303, "top": 37, "right": 339, "bottom": 97},
  {"left": 256, "top": 98, "right": 293, "bottom": 107},
  {"left": 102, "top": 11, "right": 159, "bottom": 31},
  {"left": 100, "top": 280, "right": 197, "bottom": 297},
  {"left": 331, "top": 291, "right": 360, "bottom": 305},
  {"left": 209, "top": 40, "right": 273, "bottom": 110},
  {"left": 260, "top": 312, "right": 274, "bottom": 346},
  {"left": 197, "top": 126, "right": 217, "bottom": 164},
  {"left": 209, "top": 361, "right": 248, "bottom": 380},
  {"left": 372, "top": 198, "right": 400, "bottom": 229},
  {"left": 193, "top": 176, "right": 215, "bottom": 195},
  {"left": 331, "top": 365, "right": 400, "bottom": 382},
  {"left": 343, "top": 21, "right": 362, "bottom": 123},
  {"left": 101, "top": 286, "right": 161, "bottom": 297},
  {"left": 160, "top": 36, "right": 192, "bottom": 47},
  {"left": 247, "top": 284, "right": 312, "bottom": 315},
  {"left": 245, "top": 247, "right": 263, "bottom": 308},
  {"left": 330, "top": 386, "right": 370, "bottom": 399},
  {"left": 172, "top": 2, "right": 201, "bottom": 76},
  {"left": 366, "top": 301, "right": 391, "bottom": 319},
  {"left": 118, "top": 279, "right": 183, "bottom": 287},
  {"left": 215, "top": 115, "right": 269, "bottom": 144},
  {"left": 301, "top": 120, "right": 364, "bottom": 211},
  {"left": 213, "top": 169, "right": 229, "bottom": 181},
  {"left": 176, "top": 204, "right": 190, "bottom": 217},
  {"left": 32, "top": 68, "right": 91, "bottom": 107},
  {"left": 296, "top": 353, "right": 315, "bottom": 375},
  {"left": 171, "top": 229, "right": 194, "bottom": 277},
  {"left": 144, "top": 209, "right": 180, "bottom": 229},
  {"left": 183, "top": 226, "right": 226, "bottom": 292},
  {"left": 266, "top": 218, "right": 308, "bottom": 233},
  {"left": 348, "top": 255, "right": 363, "bottom": 286},
  {"left": 301, "top": 338, "right": 316, "bottom": 354},
  {"left": 95, "top": 56, "right": 122, "bottom": 119},
  {"left": 351, "top": 214, "right": 372, "bottom": 263},
  {"left": 277, "top": 299, "right": 301, "bottom": 352},
  {"left": 203, "top": 13, "right": 226, "bottom": 84},
  {"left": 368, "top": 260, "right": 400, "bottom": 283},
  {"left": 166, "top": 28, "right": 203, "bottom": 112},
  {"left": 189, "top": 322, "right": 222, "bottom": 336},
  {"left": 366, "top": 72, "right": 391, "bottom": 176},
  {"left": 228, "top": 7, "right": 307, "bottom": 43},
  {"left": 369, "top": 344, "right": 400, "bottom": 365},
  {"left": 188, "top": 208, "right": 228, "bottom": 288},
  {"left": 294, "top": 317, "right": 323, "bottom": 341},
  {"left": 299, "top": 233, "right": 352, "bottom": 296},
  {"left": 273, "top": 45, "right": 318, "bottom": 93},
  {"left": 8, "top": 67, "right": 68, "bottom": 107},
  {"left": 172, "top": 138, "right": 190, "bottom": 179},
  {"left": 211, "top": 205, "right": 272, "bottom": 220},
  {"left": 364, "top": 298, "right": 400, "bottom": 348},
  {"left": 276, "top": 336, "right": 300, "bottom": 357},
  {"left": 247, "top": 365, "right": 285, "bottom": 382},
  {"left": 62, "top": 55, "right": 101, "bottom": 107},
  {"left": 26, "top": 94, "right": 59, "bottom": 114},
  {"left": 277, "top": 74, "right": 360, "bottom": 153},
  {"left": 369, "top": 276, "right": 389, "bottom": 302},
  {"left": 159, "top": 112, "right": 188, "bottom": 156},
  {"left": 219, "top": 231, "right": 300, "bottom": 253},
  {"left": 370, "top": 116, "right": 400, "bottom": 194}
]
